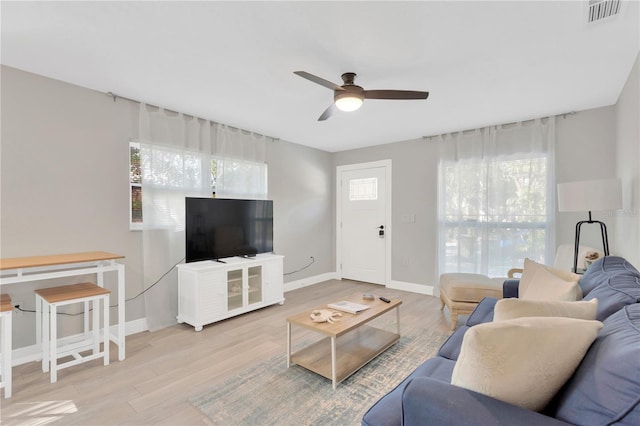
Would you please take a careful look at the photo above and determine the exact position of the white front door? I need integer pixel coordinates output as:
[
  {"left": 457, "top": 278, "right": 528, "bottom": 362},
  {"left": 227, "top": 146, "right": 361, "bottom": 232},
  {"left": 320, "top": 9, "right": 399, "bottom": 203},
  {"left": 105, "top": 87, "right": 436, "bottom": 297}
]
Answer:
[{"left": 337, "top": 161, "right": 391, "bottom": 285}]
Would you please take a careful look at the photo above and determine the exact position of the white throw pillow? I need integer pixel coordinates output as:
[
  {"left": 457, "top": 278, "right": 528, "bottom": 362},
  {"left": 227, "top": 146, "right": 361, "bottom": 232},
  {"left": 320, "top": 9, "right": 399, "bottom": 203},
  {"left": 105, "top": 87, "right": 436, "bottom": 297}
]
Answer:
[
  {"left": 519, "top": 258, "right": 582, "bottom": 301},
  {"left": 451, "top": 317, "right": 603, "bottom": 411},
  {"left": 494, "top": 298, "right": 598, "bottom": 322}
]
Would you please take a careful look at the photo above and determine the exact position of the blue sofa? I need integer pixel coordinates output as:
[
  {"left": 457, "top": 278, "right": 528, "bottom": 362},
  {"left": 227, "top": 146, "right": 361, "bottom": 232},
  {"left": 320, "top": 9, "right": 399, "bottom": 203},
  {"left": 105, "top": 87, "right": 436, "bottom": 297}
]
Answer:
[{"left": 362, "top": 256, "right": 640, "bottom": 425}]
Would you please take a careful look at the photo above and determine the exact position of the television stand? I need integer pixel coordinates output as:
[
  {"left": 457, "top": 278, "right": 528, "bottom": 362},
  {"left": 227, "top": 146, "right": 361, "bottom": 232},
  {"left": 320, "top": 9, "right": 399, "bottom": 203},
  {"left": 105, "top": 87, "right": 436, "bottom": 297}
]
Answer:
[{"left": 176, "top": 253, "right": 284, "bottom": 331}]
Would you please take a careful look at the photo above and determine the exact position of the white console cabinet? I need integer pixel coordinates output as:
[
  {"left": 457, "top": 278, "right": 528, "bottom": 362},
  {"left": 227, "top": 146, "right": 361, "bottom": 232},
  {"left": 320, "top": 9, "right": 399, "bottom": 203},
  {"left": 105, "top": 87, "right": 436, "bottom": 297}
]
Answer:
[{"left": 177, "top": 254, "right": 284, "bottom": 331}]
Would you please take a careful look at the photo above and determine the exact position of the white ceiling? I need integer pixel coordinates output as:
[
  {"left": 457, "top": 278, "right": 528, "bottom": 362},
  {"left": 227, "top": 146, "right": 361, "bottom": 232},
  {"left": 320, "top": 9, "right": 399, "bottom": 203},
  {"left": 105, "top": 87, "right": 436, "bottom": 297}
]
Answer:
[{"left": 1, "top": 1, "right": 639, "bottom": 152}]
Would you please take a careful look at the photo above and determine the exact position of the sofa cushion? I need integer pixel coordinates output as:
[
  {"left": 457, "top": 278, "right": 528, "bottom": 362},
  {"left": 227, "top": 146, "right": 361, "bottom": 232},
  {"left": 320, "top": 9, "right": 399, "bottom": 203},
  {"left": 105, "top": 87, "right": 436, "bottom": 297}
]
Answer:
[
  {"left": 550, "top": 304, "right": 640, "bottom": 425},
  {"left": 493, "top": 298, "right": 598, "bottom": 322},
  {"left": 361, "top": 357, "right": 455, "bottom": 426},
  {"left": 579, "top": 256, "right": 640, "bottom": 296},
  {"left": 402, "top": 378, "right": 573, "bottom": 426},
  {"left": 578, "top": 257, "right": 640, "bottom": 321},
  {"left": 465, "top": 297, "right": 498, "bottom": 326},
  {"left": 437, "top": 325, "right": 468, "bottom": 360},
  {"left": 451, "top": 317, "right": 603, "bottom": 411},
  {"left": 520, "top": 258, "right": 581, "bottom": 301}
]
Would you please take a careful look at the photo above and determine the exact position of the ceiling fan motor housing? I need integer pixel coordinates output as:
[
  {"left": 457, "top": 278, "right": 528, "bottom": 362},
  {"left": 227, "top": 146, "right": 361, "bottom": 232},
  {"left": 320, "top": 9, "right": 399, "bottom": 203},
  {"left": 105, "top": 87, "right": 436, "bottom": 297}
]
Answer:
[{"left": 341, "top": 72, "right": 358, "bottom": 85}]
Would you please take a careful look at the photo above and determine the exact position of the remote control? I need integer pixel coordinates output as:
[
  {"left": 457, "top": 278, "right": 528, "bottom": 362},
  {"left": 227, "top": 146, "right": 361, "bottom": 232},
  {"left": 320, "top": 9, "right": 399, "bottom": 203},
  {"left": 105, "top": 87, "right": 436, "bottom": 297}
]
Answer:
[{"left": 379, "top": 296, "right": 391, "bottom": 303}]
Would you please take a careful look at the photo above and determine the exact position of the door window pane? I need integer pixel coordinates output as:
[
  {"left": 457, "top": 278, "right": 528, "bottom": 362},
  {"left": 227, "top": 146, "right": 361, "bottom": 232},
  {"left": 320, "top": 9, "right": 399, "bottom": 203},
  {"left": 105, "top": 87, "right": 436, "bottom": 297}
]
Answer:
[{"left": 350, "top": 178, "right": 378, "bottom": 201}]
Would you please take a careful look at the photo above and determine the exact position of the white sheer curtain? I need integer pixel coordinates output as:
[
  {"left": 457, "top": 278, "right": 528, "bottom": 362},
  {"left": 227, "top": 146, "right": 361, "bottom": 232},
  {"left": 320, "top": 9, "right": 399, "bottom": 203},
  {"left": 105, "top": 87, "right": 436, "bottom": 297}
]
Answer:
[
  {"left": 139, "top": 103, "right": 215, "bottom": 331},
  {"left": 437, "top": 117, "right": 556, "bottom": 277},
  {"left": 215, "top": 124, "right": 267, "bottom": 199}
]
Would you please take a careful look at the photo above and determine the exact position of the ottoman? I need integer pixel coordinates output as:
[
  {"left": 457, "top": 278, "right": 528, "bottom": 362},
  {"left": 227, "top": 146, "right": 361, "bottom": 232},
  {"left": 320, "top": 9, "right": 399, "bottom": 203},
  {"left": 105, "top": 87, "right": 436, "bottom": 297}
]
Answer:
[{"left": 439, "top": 273, "right": 504, "bottom": 331}]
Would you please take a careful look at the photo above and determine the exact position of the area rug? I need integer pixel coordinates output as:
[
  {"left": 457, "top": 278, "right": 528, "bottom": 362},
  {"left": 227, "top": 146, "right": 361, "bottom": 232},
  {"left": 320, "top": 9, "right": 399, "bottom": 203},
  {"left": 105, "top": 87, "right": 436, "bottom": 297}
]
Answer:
[{"left": 190, "top": 327, "right": 448, "bottom": 426}]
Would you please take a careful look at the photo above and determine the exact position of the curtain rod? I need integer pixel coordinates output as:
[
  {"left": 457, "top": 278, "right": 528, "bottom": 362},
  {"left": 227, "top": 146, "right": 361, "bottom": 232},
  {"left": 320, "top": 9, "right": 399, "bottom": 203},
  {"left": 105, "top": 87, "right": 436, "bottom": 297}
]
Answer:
[
  {"left": 421, "top": 111, "right": 576, "bottom": 140},
  {"left": 106, "top": 91, "right": 280, "bottom": 141}
]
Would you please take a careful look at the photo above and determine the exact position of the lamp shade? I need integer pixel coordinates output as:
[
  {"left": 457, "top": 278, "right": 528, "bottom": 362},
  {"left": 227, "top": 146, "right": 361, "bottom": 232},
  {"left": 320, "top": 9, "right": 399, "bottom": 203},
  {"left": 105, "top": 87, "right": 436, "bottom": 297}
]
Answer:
[
  {"left": 557, "top": 178, "right": 622, "bottom": 212},
  {"left": 334, "top": 91, "right": 364, "bottom": 112}
]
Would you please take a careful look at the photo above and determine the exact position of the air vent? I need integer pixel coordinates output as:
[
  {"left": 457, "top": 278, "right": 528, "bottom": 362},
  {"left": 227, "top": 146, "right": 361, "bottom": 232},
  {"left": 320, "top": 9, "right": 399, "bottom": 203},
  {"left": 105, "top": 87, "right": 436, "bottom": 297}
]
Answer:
[{"left": 588, "top": 0, "right": 622, "bottom": 23}]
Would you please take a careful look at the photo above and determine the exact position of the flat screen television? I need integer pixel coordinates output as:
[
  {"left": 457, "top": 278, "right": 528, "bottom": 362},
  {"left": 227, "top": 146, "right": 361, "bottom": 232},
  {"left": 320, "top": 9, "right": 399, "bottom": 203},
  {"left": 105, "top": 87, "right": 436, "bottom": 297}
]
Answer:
[{"left": 185, "top": 197, "right": 274, "bottom": 263}]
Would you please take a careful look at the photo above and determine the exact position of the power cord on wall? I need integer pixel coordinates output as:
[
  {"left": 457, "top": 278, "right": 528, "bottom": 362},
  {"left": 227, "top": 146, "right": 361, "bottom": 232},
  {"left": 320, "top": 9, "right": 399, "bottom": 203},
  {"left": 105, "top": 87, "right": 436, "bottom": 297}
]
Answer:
[
  {"left": 14, "top": 257, "right": 187, "bottom": 316},
  {"left": 15, "top": 254, "right": 310, "bottom": 315},
  {"left": 284, "top": 256, "right": 315, "bottom": 276}
]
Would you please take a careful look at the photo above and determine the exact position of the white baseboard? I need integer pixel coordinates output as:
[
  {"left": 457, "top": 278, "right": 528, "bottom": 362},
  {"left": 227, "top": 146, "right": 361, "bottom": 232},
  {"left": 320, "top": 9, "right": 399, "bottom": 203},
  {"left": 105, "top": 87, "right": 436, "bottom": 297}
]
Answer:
[
  {"left": 283, "top": 273, "right": 436, "bottom": 296},
  {"left": 123, "top": 317, "right": 148, "bottom": 335},
  {"left": 12, "top": 317, "right": 149, "bottom": 366},
  {"left": 284, "top": 272, "right": 339, "bottom": 292},
  {"left": 388, "top": 280, "right": 435, "bottom": 296}
]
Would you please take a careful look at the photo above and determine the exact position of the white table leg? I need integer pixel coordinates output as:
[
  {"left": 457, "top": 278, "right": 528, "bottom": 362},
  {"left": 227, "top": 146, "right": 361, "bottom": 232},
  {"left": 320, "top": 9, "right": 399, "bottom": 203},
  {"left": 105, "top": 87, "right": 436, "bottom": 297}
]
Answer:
[
  {"left": 2, "top": 310, "right": 12, "bottom": 398},
  {"left": 286, "top": 322, "right": 291, "bottom": 368},
  {"left": 331, "top": 336, "right": 337, "bottom": 390},
  {"left": 117, "top": 263, "right": 125, "bottom": 360},
  {"left": 50, "top": 304, "right": 57, "bottom": 383},
  {"left": 92, "top": 299, "right": 99, "bottom": 355},
  {"left": 103, "top": 295, "right": 110, "bottom": 366},
  {"left": 35, "top": 293, "right": 42, "bottom": 362}
]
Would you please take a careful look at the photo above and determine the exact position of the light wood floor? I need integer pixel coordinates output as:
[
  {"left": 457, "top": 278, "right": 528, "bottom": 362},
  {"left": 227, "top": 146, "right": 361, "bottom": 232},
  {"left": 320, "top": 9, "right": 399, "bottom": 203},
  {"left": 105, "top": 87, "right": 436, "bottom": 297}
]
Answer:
[{"left": 1, "top": 280, "right": 453, "bottom": 425}]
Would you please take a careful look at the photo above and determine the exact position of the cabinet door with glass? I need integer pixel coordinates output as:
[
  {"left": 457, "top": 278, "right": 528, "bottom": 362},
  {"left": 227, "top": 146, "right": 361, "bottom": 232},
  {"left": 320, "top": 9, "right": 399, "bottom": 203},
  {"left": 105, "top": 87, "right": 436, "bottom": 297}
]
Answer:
[
  {"left": 247, "top": 265, "right": 263, "bottom": 306},
  {"left": 227, "top": 265, "right": 264, "bottom": 311},
  {"left": 227, "top": 269, "right": 244, "bottom": 311}
]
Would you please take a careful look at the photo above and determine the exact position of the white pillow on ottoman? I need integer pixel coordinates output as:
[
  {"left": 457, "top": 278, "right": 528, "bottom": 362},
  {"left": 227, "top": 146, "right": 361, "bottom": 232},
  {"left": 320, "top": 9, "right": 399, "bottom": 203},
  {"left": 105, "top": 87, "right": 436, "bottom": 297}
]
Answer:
[
  {"left": 519, "top": 258, "right": 582, "bottom": 301},
  {"left": 494, "top": 298, "right": 598, "bottom": 322},
  {"left": 451, "top": 317, "right": 603, "bottom": 411}
]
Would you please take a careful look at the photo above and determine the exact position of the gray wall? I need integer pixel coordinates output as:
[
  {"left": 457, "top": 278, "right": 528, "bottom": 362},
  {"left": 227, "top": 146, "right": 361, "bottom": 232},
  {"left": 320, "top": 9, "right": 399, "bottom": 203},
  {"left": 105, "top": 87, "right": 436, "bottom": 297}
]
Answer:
[
  {"left": 0, "top": 66, "right": 334, "bottom": 348},
  {"left": 334, "top": 139, "right": 440, "bottom": 286},
  {"left": 334, "top": 107, "right": 620, "bottom": 289},
  {"left": 267, "top": 138, "right": 334, "bottom": 280},
  {"left": 555, "top": 106, "right": 618, "bottom": 251},
  {"left": 1, "top": 66, "right": 145, "bottom": 348},
  {"left": 614, "top": 53, "right": 640, "bottom": 267}
]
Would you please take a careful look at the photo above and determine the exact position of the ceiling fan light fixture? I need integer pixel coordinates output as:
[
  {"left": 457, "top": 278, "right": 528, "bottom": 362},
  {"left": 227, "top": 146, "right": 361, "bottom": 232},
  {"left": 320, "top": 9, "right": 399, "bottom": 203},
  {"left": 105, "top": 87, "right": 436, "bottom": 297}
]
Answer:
[{"left": 334, "top": 92, "right": 363, "bottom": 112}]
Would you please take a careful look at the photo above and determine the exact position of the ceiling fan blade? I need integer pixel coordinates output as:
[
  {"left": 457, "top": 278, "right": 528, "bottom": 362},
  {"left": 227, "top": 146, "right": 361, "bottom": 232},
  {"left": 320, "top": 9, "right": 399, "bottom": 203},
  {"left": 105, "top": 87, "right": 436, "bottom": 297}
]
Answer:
[
  {"left": 294, "top": 71, "right": 344, "bottom": 91},
  {"left": 318, "top": 103, "right": 337, "bottom": 121},
  {"left": 364, "top": 90, "right": 429, "bottom": 100}
]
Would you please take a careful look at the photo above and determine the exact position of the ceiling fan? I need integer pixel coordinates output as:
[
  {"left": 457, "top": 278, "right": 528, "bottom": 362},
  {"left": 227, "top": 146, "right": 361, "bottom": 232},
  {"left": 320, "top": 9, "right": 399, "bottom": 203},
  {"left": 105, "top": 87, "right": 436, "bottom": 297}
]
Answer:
[{"left": 294, "top": 71, "right": 429, "bottom": 121}]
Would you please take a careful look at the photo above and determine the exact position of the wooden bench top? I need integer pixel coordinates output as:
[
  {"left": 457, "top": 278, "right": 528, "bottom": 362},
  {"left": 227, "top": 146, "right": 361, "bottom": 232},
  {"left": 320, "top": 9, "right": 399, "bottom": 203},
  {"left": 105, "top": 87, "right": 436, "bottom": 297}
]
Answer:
[
  {"left": 35, "top": 282, "right": 110, "bottom": 303},
  {"left": 0, "top": 293, "right": 12, "bottom": 312}
]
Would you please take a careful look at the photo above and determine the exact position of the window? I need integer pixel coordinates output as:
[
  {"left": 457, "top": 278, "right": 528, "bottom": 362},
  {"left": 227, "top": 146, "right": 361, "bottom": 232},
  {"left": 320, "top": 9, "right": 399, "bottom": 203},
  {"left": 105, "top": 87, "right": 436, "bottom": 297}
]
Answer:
[
  {"left": 439, "top": 155, "right": 549, "bottom": 276},
  {"left": 129, "top": 142, "right": 142, "bottom": 229},
  {"left": 349, "top": 177, "right": 378, "bottom": 201},
  {"left": 214, "top": 157, "right": 268, "bottom": 200},
  {"left": 129, "top": 141, "right": 266, "bottom": 228}
]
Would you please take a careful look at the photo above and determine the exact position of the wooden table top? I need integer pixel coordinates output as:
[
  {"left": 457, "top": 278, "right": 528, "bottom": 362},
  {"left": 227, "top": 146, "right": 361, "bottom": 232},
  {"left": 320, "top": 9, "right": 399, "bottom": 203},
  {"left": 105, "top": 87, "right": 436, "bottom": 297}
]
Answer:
[
  {"left": 0, "top": 251, "right": 124, "bottom": 270},
  {"left": 286, "top": 292, "right": 402, "bottom": 338}
]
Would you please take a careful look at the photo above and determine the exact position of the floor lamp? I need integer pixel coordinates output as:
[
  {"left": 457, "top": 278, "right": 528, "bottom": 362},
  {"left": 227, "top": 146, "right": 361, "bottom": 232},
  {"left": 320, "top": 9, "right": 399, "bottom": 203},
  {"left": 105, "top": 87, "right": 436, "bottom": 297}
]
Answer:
[{"left": 557, "top": 178, "right": 622, "bottom": 273}]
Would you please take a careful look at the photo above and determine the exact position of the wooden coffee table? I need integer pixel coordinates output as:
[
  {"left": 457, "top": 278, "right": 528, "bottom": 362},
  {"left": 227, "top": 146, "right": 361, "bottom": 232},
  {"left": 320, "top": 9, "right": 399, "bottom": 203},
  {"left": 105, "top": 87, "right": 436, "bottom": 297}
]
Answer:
[{"left": 286, "top": 293, "right": 402, "bottom": 389}]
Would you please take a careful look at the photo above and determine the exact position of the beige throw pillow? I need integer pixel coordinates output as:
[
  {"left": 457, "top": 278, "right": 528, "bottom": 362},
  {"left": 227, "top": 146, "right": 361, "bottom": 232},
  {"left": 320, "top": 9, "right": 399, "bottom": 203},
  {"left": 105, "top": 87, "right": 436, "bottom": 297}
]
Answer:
[
  {"left": 451, "top": 317, "right": 602, "bottom": 411},
  {"left": 519, "top": 258, "right": 582, "bottom": 301},
  {"left": 494, "top": 298, "right": 598, "bottom": 322}
]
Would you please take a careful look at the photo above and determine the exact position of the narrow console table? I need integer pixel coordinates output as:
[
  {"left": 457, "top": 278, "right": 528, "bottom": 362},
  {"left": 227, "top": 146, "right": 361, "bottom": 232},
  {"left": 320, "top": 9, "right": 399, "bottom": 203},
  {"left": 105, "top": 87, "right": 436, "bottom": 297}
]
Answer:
[{"left": 0, "top": 251, "right": 126, "bottom": 362}]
